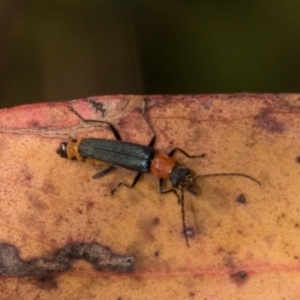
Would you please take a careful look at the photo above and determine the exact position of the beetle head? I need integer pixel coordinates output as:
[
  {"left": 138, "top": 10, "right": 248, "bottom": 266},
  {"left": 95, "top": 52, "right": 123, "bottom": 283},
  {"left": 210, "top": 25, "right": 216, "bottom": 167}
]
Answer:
[
  {"left": 56, "top": 142, "right": 68, "bottom": 158},
  {"left": 169, "top": 165, "right": 198, "bottom": 195}
]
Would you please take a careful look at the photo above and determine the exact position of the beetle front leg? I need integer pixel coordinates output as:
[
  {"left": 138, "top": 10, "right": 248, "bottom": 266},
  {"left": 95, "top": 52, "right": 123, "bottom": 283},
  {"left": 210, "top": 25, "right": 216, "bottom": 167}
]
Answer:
[
  {"left": 158, "top": 179, "right": 190, "bottom": 247},
  {"left": 158, "top": 178, "right": 181, "bottom": 204},
  {"left": 168, "top": 147, "right": 205, "bottom": 159}
]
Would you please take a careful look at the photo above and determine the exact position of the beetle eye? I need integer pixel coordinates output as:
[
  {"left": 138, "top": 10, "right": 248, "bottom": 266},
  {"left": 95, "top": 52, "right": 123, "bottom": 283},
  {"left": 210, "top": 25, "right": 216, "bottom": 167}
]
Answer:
[
  {"left": 57, "top": 142, "right": 68, "bottom": 158},
  {"left": 182, "top": 174, "right": 192, "bottom": 186}
]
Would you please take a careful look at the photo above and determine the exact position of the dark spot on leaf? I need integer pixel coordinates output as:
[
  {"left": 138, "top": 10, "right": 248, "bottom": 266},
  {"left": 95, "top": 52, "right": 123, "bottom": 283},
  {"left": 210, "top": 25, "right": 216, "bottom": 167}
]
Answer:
[
  {"left": 230, "top": 270, "right": 248, "bottom": 285},
  {"left": 236, "top": 194, "right": 246, "bottom": 204},
  {"left": 184, "top": 227, "right": 195, "bottom": 238},
  {"left": 138, "top": 217, "right": 161, "bottom": 241},
  {"left": 21, "top": 166, "right": 33, "bottom": 183},
  {"left": 26, "top": 192, "right": 49, "bottom": 212},
  {"left": 29, "top": 120, "right": 40, "bottom": 127},
  {"left": 223, "top": 251, "right": 235, "bottom": 268},
  {"left": 0, "top": 242, "right": 135, "bottom": 276},
  {"left": 255, "top": 109, "right": 286, "bottom": 133},
  {"left": 34, "top": 274, "right": 58, "bottom": 290},
  {"left": 41, "top": 180, "right": 57, "bottom": 195},
  {"left": 89, "top": 99, "right": 106, "bottom": 117},
  {"left": 152, "top": 217, "right": 160, "bottom": 226},
  {"left": 86, "top": 201, "right": 95, "bottom": 210}
]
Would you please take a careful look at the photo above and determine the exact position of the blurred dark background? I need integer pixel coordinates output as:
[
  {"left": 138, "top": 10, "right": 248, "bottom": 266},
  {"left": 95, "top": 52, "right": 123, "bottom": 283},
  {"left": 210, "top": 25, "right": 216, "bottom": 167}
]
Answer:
[{"left": 1, "top": 0, "right": 300, "bottom": 108}]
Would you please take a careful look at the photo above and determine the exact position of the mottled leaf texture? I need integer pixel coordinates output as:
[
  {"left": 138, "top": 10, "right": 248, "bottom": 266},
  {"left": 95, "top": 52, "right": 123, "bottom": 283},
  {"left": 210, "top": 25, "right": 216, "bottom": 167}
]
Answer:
[{"left": 0, "top": 94, "right": 299, "bottom": 299}]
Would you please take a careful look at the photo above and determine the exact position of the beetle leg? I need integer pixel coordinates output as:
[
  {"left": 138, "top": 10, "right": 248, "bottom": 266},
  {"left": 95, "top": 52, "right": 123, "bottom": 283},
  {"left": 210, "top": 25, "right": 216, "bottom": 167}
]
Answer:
[
  {"left": 68, "top": 106, "right": 122, "bottom": 140},
  {"left": 158, "top": 179, "right": 189, "bottom": 247},
  {"left": 158, "top": 178, "right": 181, "bottom": 204},
  {"left": 168, "top": 147, "right": 205, "bottom": 159},
  {"left": 148, "top": 135, "right": 156, "bottom": 147},
  {"left": 110, "top": 172, "right": 142, "bottom": 195},
  {"left": 93, "top": 165, "right": 116, "bottom": 179}
]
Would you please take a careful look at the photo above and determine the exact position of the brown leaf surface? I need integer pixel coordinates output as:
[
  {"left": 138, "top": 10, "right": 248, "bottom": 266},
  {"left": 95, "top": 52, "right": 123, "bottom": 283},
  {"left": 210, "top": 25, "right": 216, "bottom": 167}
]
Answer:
[{"left": 0, "top": 94, "right": 300, "bottom": 299}]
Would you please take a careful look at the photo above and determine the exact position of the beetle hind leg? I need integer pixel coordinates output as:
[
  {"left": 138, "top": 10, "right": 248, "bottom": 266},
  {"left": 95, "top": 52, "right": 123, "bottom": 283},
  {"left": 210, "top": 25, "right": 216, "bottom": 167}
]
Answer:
[
  {"left": 93, "top": 165, "right": 116, "bottom": 179},
  {"left": 110, "top": 172, "right": 142, "bottom": 195}
]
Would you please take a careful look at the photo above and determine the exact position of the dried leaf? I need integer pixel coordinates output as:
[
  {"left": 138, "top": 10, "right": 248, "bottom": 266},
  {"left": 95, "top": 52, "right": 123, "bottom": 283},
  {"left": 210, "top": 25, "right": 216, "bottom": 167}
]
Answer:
[{"left": 0, "top": 94, "right": 299, "bottom": 299}]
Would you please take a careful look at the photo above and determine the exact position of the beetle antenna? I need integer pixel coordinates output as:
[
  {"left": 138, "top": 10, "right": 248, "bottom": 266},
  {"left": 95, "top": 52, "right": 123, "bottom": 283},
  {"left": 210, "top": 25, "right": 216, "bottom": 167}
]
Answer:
[
  {"left": 180, "top": 188, "right": 190, "bottom": 248},
  {"left": 196, "top": 173, "right": 261, "bottom": 185}
]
